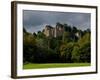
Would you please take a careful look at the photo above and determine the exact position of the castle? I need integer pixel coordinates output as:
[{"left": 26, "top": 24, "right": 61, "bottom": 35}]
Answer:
[
  {"left": 43, "top": 23, "right": 82, "bottom": 38},
  {"left": 43, "top": 23, "right": 64, "bottom": 38}
]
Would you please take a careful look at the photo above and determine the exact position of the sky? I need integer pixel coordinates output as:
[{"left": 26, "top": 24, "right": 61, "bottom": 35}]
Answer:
[{"left": 23, "top": 10, "right": 91, "bottom": 33}]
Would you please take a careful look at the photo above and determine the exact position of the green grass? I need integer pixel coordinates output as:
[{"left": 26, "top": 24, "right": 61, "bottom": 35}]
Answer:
[{"left": 23, "top": 63, "right": 91, "bottom": 69}]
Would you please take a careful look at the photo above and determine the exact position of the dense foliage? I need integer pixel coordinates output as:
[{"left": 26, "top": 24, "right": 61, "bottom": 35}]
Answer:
[{"left": 23, "top": 23, "right": 91, "bottom": 63}]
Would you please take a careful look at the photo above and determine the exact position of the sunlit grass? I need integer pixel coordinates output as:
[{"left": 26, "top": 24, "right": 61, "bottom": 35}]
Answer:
[{"left": 23, "top": 63, "right": 91, "bottom": 69}]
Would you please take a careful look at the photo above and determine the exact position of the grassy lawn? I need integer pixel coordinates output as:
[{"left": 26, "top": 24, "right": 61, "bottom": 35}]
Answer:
[{"left": 23, "top": 63, "right": 91, "bottom": 69}]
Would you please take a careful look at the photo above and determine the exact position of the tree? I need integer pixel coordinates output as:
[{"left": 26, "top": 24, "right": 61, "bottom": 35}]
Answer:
[
  {"left": 37, "top": 31, "right": 46, "bottom": 38},
  {"left": 78, "top": 32, "right": 90, "bottom": 46},
  {"left": 60, "top": 42, "right": 74, "bottom": 63},
  {"left": 33, "top": 32, "right": 37, "bottom": 37},
  {"left": 72, "top": 26, "right": 77, "bottom": 33},
  {"left": 56, "top": 22, "right": 63, "bottom": 27},
  {"left": 23, "top": 31, "right": 37, "bottom": 63},
  {"left": 78, "top": 32, "right": 91, "bottom": 62},
  {"left": 64, "top": 24, "right": 72, "bottom": 32},
  {"left": 23, "top": 27, "right": 27, "bottom": 33},
  {"left": 62, "top": 32, "right": 72, "bottom": 42},
  {"left": 23, "top": 22, "right": 91, "bottom": 63},
  {"left": 72, "top": 45, "right": 80, "bottom": 62}
]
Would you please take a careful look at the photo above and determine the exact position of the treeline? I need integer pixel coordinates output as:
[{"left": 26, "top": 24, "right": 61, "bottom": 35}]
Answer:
[{"left": 23, "top": 22, "right": 91, "bottom": 64}]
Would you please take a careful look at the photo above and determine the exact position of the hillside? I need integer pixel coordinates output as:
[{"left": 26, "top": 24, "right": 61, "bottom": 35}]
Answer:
[{"left": 23, "top": 22, "right": 91, "bottom": 63}]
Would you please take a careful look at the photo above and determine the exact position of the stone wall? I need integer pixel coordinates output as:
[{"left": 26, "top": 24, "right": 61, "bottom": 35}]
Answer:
[{"left": 43, "top": 25, "right": 64, "bottom": 37}]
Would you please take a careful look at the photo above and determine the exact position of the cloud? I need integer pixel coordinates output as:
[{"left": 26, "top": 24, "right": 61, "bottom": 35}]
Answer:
[{"left": 23, "top": 10, "right": 90, "bottom": 33}]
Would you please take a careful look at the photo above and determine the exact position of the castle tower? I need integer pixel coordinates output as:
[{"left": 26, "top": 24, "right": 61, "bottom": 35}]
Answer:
[
  {"left": 43, "top": 25, "right": 54, "bottom": 37},
  {"left": 54, "top": 23, "right": 64, "bottom": 37},
  {"left": 43, "top": 23, "right": 64, "bottom": 38}
]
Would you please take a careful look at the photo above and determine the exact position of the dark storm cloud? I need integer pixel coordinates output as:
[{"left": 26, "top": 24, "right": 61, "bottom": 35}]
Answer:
[
  {"left": 23, "top": 11, "right": 45, "bottom": 27},
  {"left": 23, "top": 10, "right": 90, "bottom": 33}
]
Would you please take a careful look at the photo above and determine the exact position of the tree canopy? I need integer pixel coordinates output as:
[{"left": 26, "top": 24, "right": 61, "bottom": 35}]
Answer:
[{"left": 23, "top": 22, "right": 91, "bottom": 63}]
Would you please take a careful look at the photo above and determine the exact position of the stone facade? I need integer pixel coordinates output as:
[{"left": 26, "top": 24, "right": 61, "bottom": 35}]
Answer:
[
  {"left": 43, "top": 25, "right": 54, "bottom": 37},
  {"left": 43, "top": 24, "right": 64, "bottom": 38}
]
